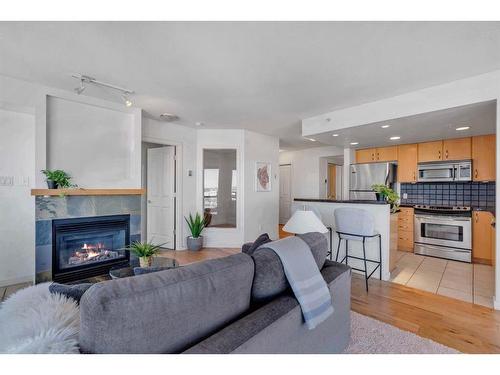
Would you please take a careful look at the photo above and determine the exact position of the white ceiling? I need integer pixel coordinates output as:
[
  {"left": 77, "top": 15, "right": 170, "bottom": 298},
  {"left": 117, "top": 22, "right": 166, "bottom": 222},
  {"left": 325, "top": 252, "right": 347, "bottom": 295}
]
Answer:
[
  {"left": 311, "top": 100, "right": 497, "bottom": 149},
  {"left": 1, "top": 22, "right": 500, "bottom": 149}
]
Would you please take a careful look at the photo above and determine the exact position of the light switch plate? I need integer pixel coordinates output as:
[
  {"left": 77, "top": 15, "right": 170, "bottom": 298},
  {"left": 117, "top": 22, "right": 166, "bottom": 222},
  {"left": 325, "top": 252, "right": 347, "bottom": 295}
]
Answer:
[{"left": 0, "top": 176, "right": 14, "bottom": 186}]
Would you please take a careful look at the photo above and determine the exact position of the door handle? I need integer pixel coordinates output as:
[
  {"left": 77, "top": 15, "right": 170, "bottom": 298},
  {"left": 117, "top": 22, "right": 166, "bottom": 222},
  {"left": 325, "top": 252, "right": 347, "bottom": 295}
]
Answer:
[
  {"left": 445, "top": 150, "right": 449, "bottom": 159},
  {"left": 474, "top": 169, "right": 478, "bottom": 179},
  {"left": 438, "top": 150, "right": 442, "bottom": 159}
]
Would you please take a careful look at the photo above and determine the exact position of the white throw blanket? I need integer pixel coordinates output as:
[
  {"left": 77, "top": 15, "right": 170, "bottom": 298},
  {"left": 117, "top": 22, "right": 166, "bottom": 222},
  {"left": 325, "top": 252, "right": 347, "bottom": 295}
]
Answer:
[
  {"left": 0, "top": 283, "right": 80, "bottom": 353},
  {"left": 261, "top": 236, "right": 334, "bottom": 329}
]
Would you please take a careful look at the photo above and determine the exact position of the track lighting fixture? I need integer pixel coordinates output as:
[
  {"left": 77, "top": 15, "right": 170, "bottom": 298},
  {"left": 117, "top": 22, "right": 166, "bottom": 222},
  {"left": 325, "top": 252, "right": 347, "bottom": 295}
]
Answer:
[
  {"left": 122, "top": 94, "right": 133, "bottom": 107},
  {"left": 71, "top": 74, "right": 134, "bottom": 107},
  {"left": 74, "top": 79, "right": 86, "bottom": 95}
]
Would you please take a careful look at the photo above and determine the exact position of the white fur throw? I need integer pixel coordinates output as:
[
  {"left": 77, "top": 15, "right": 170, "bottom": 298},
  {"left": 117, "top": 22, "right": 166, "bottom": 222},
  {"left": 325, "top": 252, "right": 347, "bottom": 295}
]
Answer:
[{"left": 0, "top": 282, "right": 80, "bottom": 353}]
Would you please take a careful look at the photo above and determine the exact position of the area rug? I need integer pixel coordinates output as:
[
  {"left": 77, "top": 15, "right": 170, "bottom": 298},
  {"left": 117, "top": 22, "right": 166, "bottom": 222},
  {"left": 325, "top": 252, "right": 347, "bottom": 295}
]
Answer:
[{"left": 345, "top": 311, "right": 460, "bottom": 354}]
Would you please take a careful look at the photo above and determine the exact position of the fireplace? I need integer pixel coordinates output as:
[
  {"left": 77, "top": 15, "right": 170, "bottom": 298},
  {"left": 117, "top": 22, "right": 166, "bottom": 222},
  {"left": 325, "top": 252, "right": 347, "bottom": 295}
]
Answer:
[{"left": 52, "top": 215, "right": 130, "bottom": 282}]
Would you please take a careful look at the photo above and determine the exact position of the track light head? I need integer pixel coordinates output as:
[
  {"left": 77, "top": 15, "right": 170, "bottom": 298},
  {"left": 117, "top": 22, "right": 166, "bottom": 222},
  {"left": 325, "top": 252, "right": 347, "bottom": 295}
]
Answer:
[
  {"left": 74, "top": 79, "right": 85, "bottom": 95},
  {"left": 122, "top": 93, "right": 133, "bottom": 107}
]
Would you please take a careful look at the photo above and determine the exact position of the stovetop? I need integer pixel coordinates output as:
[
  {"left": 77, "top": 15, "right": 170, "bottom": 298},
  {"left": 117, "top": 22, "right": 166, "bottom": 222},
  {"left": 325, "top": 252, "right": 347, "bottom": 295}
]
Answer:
[{"left": 414, "top": 204, "right": 471, "bottom": 212}]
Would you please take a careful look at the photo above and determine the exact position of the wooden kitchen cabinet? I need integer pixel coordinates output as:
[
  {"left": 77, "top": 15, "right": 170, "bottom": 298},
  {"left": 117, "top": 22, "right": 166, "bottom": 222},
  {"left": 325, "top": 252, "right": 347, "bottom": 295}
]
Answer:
[
  {"left": 473, "top": 211, "right": 494, "bottom": 265},
  {"left": 472, "top": 134, "right": 496, "bottom": 182},
  {"left": 376, "top": 146, "right": 398, "bottom": 162},
  {"left": 356, "top": 146, "right": 397, "bottom": 163},
  {"left": 398, "top": 207, "right": 414, "bottom": 252},
  {"left": 443, "top": 137, "right": 471, "bottom": 161},
  {"left": 397, "top": 143, "right": 418, "bottom": 183},
  {"left": 356, "top": 148, "right": 375, "bottom": 163},
  {"left": 418, "top": 140, "right": 443, "bottom": 162}
]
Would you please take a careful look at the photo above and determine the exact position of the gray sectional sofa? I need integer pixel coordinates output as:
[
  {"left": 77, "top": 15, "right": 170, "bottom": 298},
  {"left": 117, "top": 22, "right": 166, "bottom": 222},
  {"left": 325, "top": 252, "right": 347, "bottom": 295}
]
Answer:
[{"left": 79, "top": 233, "right": 351, "bottom": 354}]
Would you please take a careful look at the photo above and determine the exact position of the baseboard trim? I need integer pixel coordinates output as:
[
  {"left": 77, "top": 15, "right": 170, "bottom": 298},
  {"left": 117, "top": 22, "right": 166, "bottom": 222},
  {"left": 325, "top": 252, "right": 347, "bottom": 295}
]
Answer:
[{"left": 0, "top": 275, "right": 33, "bottom": 288}]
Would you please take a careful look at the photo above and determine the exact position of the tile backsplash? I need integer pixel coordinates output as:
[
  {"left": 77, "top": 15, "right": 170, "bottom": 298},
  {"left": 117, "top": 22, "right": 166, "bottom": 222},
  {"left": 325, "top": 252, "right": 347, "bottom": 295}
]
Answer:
[{"left": 400, "top": 182, "right": 495, "bottom": 209}]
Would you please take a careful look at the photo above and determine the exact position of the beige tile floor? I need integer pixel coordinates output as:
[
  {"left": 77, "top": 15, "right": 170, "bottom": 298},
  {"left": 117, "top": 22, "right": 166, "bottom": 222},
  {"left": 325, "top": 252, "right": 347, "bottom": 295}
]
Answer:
[{"left": 390, "top": 251, "right": 495, "bottom": 308}]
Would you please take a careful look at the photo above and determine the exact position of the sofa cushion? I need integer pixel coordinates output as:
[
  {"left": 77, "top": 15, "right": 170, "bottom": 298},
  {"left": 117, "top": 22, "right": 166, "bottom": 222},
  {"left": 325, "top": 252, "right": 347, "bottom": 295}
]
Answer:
[
  {"left": 183, "top": 260, "right": 351, "bottom": 354},
  {"left": 250, "top": 232, "right": 328, "bottom": 303},
  {"left": 242, "top": 233, "right": 271, "bottom": 256},
  {"left": 48, "top": 282, "right": 93, "bottom": 304},
  {"left": 79, "top": 253, "right": 254, "bottom": 354}
]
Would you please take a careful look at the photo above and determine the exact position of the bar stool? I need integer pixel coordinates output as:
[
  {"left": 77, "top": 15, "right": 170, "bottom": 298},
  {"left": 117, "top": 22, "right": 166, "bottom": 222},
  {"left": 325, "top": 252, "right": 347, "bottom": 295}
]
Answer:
[
  {"left": 291, "top": 203, "right": 334, "bottom": 260},
  {"left": 334, "top": 207, "right": 381, "bottom": 291}
]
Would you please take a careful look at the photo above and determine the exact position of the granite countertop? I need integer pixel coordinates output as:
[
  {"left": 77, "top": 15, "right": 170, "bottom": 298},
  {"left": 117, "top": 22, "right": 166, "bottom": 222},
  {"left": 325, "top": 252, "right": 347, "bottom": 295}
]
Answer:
[{"left": 294, "top": 198, "right": 389, "bottom": 205}]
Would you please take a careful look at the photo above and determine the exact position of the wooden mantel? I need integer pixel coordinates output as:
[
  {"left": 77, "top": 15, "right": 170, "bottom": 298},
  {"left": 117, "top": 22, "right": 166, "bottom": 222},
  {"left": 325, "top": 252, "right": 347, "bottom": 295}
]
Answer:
[{"left": 31, "top": 188, "right": 146, "bottom": 196}]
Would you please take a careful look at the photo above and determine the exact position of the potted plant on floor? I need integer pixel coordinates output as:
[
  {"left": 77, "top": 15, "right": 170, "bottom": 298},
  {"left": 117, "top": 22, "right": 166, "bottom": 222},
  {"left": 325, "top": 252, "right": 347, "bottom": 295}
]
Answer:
[
  {"left": 185, "top": 212, "right": 207, "bottom": 251},
  {"left": 41, "top": 169, "right": 75, "bottom": 189},
  {"left": 125, "top": 241, "right": 163, "bottom": 267},
  {"left": 372, "top": 184, "right": 400, "bottom": 213}
]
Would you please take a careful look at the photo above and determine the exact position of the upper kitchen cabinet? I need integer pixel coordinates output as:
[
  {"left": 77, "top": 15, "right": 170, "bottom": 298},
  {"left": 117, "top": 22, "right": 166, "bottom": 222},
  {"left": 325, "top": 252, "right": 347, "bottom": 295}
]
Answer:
[
  {"left": 356, "top": 148, "right": 375, "bottom": 163},
  {"left": 355, "top": 146, "right": 398, "bottom": 163},
  {"left": 397, "top": 143, "right": 418, "bottom": 183},
  {"left": 376, "top": 146, "right": 398, "bottom": 162},
  {"left": 443, "top": 137, "right": 471, "bottom": 161},
  {"left": 472, "top": 134, "right": 496, "bottom": 181},
  {"left": 418, "top": 140, "right": 443, "bottom": 162}
]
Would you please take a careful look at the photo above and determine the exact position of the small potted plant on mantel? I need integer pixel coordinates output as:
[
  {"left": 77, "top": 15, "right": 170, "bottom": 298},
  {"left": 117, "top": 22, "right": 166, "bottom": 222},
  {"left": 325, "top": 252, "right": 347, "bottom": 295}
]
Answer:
[
  {"left": 125, "top": 241, "right": 164, "bottom": 267},
  {"left": 185, "top": 213, "right": 207, "bottom": 251},
  {"left": 41, "top": 169, "right": 75, "bottom": 189},
  {"left": 371, "top": 184, "right": 400, "bottom": 213}
]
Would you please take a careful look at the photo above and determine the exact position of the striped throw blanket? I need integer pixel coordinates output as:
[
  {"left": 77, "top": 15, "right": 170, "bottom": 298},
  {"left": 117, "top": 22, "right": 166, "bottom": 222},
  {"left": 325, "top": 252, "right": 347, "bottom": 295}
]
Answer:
[{"left": 262, "top": 236, "right": 334, "bottom": 330}]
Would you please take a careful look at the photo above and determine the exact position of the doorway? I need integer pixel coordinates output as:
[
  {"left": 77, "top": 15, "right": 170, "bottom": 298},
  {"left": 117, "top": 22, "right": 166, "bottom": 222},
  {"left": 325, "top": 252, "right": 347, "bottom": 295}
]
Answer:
[
  {"left": 279, "top": 164, "right": 291, "bottom": 225},
  {"left": 142, "top": 142, "right": 176, "bottom": 249}
]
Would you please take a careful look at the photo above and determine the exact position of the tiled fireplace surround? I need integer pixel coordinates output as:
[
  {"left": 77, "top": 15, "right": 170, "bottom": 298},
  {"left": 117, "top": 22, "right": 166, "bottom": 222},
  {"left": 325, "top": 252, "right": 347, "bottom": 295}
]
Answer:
[
  {"left": 400, "top": 181, "right": 496, "bottom": 209},
  {"left": 35, "top": 195, "right": 141, "bottom": 283}
]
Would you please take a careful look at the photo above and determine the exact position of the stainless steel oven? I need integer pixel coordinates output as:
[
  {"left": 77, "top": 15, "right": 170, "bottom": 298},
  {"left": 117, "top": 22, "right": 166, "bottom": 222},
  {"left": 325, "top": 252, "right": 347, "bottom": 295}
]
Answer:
[
  {"left": 414, "top": 205, "right": 472, "bottom": 262},
  {"left": 417, "top": 161, "right": 472, "bottom": 182}
]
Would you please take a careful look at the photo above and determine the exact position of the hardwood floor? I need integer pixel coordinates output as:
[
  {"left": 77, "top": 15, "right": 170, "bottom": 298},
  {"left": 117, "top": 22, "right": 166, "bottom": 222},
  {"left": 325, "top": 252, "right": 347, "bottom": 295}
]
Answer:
[
  {"left": 279, "top": 224, "right": 293, "bottom": 239},
  {"left": 352, "top": 274, "right": 500, "bottom": 353},
  {"left": 157, "top": 247, "right": 240, "bottom": 265},
  {"left": 0, "top": 281, "right": 32, "bottom": 302}
]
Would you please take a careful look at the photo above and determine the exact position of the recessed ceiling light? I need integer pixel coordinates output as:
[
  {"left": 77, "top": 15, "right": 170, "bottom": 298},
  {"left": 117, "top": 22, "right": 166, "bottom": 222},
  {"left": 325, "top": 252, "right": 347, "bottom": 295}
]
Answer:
[
  {"left": 332, "top": 134, "right": 339, "bottom": 137},
  {"left": 381, "top": 125, "right": 390, "bottom": 129},
  {"left": 305, "top": 138, "right": 316, "bottom": 142},
  {"left": 350, "top": 142, "right": 359, "bottom": 146},
  {"left": 456, "top": 126, "right": 470, "bottom": 131},
  {"left": 279, "top": 149, "right": 285, "bottom": 152},
  {"left": 390, "top": 136, "right": 401, "bottom": 140},
  {"left": 195, "top": 122, "right": 205, "bottom": 127}
]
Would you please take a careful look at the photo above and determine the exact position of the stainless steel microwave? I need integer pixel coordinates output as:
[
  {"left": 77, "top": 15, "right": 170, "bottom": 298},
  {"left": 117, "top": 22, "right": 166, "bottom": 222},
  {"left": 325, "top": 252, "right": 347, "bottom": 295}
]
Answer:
[{"left": 417, "top": 161, "right": 472, "bottom": 182}]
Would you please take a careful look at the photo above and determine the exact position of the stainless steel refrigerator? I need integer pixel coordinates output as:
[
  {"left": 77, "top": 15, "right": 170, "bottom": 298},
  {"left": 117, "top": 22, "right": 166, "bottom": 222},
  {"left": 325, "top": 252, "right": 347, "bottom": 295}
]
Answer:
[{"left": 349, "top": 162, "right": 397, "bottom": 200}]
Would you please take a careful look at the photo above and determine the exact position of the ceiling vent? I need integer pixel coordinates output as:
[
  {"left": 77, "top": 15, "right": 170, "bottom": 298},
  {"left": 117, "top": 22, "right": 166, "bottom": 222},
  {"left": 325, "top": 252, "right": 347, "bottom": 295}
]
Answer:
[{"left": 159, "top": 113, "right": 180, "bottom": 122}]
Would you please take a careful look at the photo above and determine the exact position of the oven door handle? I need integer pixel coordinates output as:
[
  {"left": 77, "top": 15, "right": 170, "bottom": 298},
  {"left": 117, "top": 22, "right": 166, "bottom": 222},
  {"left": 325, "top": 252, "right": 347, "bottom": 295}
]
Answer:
[{"left": 415, "top": 215, "right": 471, "bottom": 222}]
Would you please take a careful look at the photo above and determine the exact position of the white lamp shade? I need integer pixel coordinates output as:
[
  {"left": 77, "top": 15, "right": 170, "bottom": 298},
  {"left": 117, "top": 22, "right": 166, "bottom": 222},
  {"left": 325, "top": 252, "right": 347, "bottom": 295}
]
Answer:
[{"left": 283, "top": 210, "right": 328, "bottom": 234}]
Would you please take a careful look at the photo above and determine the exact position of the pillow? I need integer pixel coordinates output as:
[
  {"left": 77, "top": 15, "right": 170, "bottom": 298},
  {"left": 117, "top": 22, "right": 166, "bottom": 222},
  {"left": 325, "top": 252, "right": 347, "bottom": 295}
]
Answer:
[
  {"left": 49, "top": 282, "right": 93, "bottom": 304},
  {"left": 250, "top": 232, "right": 328, "bottom": 303},
  {"left": 241, "top": 233, "right": 271, "bottom": 256}
]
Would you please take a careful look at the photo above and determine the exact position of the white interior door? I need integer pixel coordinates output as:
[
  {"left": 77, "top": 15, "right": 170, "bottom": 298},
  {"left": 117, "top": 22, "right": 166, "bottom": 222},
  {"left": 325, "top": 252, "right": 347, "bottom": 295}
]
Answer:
[
  {"left": 279, "top": 165, "right": 291, "bottom": 224},
  {"left": 147, "top": 146, "right": 175, "bottom": 248}
]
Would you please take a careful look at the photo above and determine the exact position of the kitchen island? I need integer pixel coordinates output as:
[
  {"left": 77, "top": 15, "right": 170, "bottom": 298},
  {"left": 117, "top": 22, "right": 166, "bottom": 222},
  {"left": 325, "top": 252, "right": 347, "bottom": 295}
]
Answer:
[{"left": 294, "top": 198, "right": 391, "bottom": 281}]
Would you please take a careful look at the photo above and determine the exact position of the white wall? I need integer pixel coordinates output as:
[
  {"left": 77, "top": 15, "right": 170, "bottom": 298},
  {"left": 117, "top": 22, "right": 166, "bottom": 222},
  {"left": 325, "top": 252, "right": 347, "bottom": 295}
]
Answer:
[
  {"left": 244, "top": 130, "right": 279, "bottom": 242},
  {"left": 142, "top": 118, "right": 198, "bottom": 250},
  {"left": 279, "top": 145, "right": 344, "bottom": 200},
  {"left": 196, "top": 129, "right": 280, "bottom": 246},
  {"left": 0, "top": 108, "right": 35, "bottom": 286},
  {"left": 197, "top": 129, "right": 245, "bottom": 247},
  {"left": 47, "top": 96, "right": 140, "bottom": 188}
]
